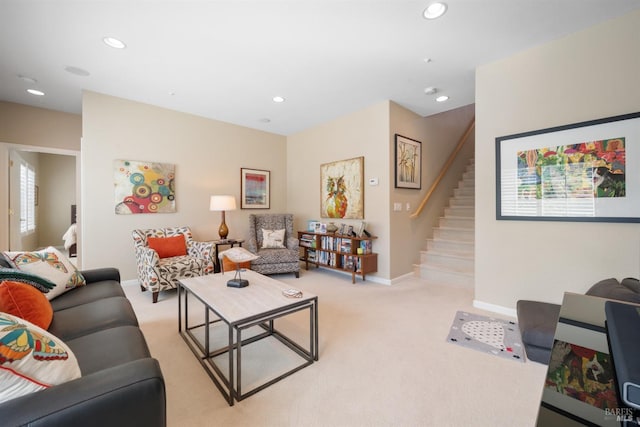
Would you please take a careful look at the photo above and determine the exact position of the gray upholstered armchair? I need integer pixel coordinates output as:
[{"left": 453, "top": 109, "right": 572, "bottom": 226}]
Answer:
[
  {"left": 132, "top": 226, "right": 214, "bottom": 302},
  {"left": 246, "top": 214, "right": 300, "bottom": 277}
]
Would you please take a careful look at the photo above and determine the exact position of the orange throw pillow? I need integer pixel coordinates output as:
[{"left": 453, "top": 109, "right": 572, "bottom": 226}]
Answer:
[
  {"left": 222, "top": 257, "right": 251, "bottom": 272},
  {"left": 147, "top": 235, "right": 187, "bottom": 258},
  {"left": 0, "top": 280, "right": 53, "bottom": 329}
]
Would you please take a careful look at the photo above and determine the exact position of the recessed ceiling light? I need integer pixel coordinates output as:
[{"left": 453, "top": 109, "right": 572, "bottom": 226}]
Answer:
[
  {"left": 27, "top": 89, "right": 45, "bottom": 96},
  {"left": 272, "top": 96, "right": 285, "bottom": 103},
  {"left": 103, "top": 37, "right": 126, "bottom": 49},
  {"left": 436, "top": 95, "right": 449, "bottom": 102},
  {"left": 18, "top": 75, "right": 37, "bottom": 84},
  {"left": 423, "top": 2, "right": 447, "bottom": 19},
  {"left": 424, "top": 87, "right": 437, "bottom": 95},
  {"left": 64, "top": 66, "right": 90, "bottom": 76},
  {"left": 259, "top": 118, "right": 271, "bottom": 123}
]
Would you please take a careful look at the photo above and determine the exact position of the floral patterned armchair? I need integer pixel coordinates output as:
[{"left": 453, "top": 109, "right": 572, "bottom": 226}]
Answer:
[
  {"left": 132, "top": 226, "right": 214, "bottom": 303},
  {"left": 246, "top": 214, "right": 299, "bottom": 278}
]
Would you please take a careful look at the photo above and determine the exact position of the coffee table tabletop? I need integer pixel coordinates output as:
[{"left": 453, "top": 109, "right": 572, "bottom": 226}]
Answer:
[{"left": 179, "top": 270, "right": 316, "bottom": 324}]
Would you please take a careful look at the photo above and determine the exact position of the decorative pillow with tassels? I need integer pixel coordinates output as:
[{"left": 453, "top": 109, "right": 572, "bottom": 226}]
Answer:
[{"left": 2, "top": 247, "right": 85, "bottom": 300}]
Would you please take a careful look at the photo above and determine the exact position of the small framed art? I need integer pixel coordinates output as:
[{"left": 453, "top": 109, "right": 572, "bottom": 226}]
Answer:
[
  {"left": 395, "top": 134, "right": 422, "bottom": 189},
  {"left": 241, "top": 168, "right": 270, "bottom": 209}
]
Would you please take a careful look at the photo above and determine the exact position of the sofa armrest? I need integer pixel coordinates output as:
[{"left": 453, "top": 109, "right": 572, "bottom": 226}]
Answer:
[
  {"left": 80, "top": 267, "right": 121, "bottom": 284},
  {"left": 0, "top": 358, "right": 165, "bottom": 427}
]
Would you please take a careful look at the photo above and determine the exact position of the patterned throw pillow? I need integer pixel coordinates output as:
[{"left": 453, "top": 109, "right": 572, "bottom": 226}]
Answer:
[
  {"left": 0, "top": 267, "right": 56, "bottom": 293},
  {"left": 261, "top": 229, "right": 286, "bottom": 249},
  {"left": 0, "top": 312, "right": 81, "bottom": 404},
  {"left": 2, "top": 247, "right": 85, "bottom": 300},
  {"left": 0, "top": 281, "right": 54, "bottom": 329}
]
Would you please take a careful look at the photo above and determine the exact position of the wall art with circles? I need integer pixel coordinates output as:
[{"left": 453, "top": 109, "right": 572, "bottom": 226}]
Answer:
[{"left": 114, "top": 159, "right": 176, "bottom": 214}]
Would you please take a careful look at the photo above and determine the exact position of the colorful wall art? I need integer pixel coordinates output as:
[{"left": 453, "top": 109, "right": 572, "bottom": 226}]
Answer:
[
  {"left": 517, "top": 138, "right": 625, "bottom": 200},
  {"left": 496, "top": 111, "right": 640, "bottom": 222},
  {"left": 114, "top": 159, "right": 176, "bottom": 214},
  {"left": 320, "top": 156, "right": 364, "bottom": 219}
]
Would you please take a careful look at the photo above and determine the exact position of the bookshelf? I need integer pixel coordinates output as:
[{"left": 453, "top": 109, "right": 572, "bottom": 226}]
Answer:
[{"left": 298, "top": 231, "right": 378, "bottom": 284}]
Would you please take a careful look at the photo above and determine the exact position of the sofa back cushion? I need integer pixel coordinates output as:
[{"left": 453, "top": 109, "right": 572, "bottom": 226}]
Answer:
[{"left": 586, "top": 278, "right": 640, "bottom": 304}]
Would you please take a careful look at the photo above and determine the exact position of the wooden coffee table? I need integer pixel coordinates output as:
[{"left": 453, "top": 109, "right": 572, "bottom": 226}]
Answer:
[{"left": 178, "top": 270, "right": 318, "bottom": 405}]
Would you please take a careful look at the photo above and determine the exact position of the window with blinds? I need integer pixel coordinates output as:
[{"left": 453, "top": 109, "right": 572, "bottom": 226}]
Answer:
[{"left": 20, "top": 161, "right": 36, "bottom": 234}]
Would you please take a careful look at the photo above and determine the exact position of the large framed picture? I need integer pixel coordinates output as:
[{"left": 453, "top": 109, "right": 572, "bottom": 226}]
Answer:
[
  {"left": 496, "top": 112, "right": 640, "bottom": 223},
  {"left": 241, "top": 168, "right": 270, "bottom": 209},
  {"left": 320, "top": 156, "right": 364, "bottom": 219},
  {"left": 395, "top": 134, "right": 422, "bottom": 189}
]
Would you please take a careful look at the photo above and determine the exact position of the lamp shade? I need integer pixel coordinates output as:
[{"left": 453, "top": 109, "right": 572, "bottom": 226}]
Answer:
[{"left": 210, "top": 195, "right": 237, "bottom": 211}]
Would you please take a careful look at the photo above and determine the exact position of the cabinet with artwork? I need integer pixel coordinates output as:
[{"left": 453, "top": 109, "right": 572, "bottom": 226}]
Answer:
[{"left": 298, "top": 231, "right": 377, "bottom": 284}]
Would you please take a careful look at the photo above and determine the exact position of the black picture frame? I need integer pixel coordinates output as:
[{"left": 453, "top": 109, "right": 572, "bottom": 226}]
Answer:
[
  {"left": 394, "top": 134, "right": 422, "bottom": 189},
  {"left": 496, "top": 111, "right": 640, "bottom": 223}
]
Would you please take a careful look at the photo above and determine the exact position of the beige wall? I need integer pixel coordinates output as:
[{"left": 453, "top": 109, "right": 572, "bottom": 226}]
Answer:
[
  {"left": 287, "top": 101, "right": 391, "bottom": 281},
  {"left": 0, "top": 102, "right": 80, "bottom": 251},
  {"left": 0, "top": 101, "right": 81, "bottom": 150},
  {"left": 81, "top": 91, "right": 287, "bottom": 280},
  {"left": 389, "top": 103, "right": 475, "bottom": 278},
  {"left": 287, "top": 100, "right": 475, "bottom": 282},
  {"left": 475, "top": 10, "right": 640, "bottom": 310}
]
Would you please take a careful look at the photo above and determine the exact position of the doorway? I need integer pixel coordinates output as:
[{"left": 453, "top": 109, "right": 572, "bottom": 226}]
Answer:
[{"left": 1, "top": 143, "right": 80, "bottom": 262}]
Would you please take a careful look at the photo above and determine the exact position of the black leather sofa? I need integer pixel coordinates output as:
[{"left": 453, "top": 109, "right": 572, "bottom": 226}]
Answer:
[
  {"left": 517, "top": 277, "right": 640, "bottom": 364},
  {"left": 0, "top": 258, "right": 166, "bottom": 427}
]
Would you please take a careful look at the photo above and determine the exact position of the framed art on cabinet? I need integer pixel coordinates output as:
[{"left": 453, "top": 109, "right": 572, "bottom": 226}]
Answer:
[
  {"left": 395, "top": 134, "right": 422, "bottom": 189},
  {"left": 241, "top": 168, "right": 270, "bottom": 209},
  {"left": 496, "top": 112, "right": 640, "bottom": 223}
]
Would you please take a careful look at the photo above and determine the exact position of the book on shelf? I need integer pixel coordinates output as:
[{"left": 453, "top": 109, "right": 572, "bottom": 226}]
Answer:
[
  {"left": 339, "top": 238, "right": 352, "bottom": 253},
  {"left": 300, "top": 234, "right": 316, "bottom": 248},
  {"left": 359, "top": 240, "right": 372, "bottom": 254}
]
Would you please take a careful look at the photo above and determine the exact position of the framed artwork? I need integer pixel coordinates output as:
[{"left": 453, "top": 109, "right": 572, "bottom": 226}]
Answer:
[
  {"left": 320, "top": 156, "right": 364, "bottom": 219},
  {"left": 496, "top": 112, "right": 640, "bottom": 223},
  {"left": 356, "top": 221, "right": 366, "bottom": 237},
  {"left": 241, "top": 168, "right": 270, "bottom": 209},
  {"left": 114, "top": 159, "right": 176, "bottom": 214},
  {"left": 395, "top": 134, "right": 422, "bottom": 189}
]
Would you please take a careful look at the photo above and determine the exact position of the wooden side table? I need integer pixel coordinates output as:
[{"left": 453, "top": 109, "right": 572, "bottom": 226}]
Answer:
[{"left": 211, "top": 239, "right": 244, "bottom": 273}]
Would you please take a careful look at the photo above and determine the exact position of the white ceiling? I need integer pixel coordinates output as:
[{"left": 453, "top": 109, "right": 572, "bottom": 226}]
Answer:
[{"left": 1, "top": 1, "right": 639, "bottom": 136}]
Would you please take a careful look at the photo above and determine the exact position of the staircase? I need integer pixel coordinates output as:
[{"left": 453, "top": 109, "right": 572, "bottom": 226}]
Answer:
[{"left": 414, "top": 160, "right": 474, "bottom": 288}]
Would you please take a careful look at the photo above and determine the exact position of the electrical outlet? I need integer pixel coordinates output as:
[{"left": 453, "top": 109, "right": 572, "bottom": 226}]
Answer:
[
  {"left": 406, "top": 203, "right": 411, "bottom": 211},
  {"left": 393, "top": 203, "right": 402, "bottom": 211}
]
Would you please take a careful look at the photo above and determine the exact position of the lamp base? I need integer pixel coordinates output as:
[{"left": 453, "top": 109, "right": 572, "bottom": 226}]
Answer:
[{"left": 227, "top": 279, "right": 249, "bottom": 288}]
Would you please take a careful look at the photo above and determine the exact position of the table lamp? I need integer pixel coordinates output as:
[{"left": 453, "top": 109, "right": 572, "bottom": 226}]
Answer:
[{"left": 209, "top": 195, "right": 237, "bottom": 239}]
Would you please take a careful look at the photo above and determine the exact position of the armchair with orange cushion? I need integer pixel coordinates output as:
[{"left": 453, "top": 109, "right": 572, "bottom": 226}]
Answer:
[{"left": 131, "top": 226, "right": 214, "bottom": 303}]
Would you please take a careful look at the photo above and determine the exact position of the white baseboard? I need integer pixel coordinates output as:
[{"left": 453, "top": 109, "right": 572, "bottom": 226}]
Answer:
[
  {"left": 473, "top": 299, "right": 517, "bottom": 319},
  {"left": 390, "top": 272, "right": 414, "bottom": 285}
]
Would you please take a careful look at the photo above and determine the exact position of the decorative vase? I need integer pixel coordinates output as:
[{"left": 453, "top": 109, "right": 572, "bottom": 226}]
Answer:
[{"left": 326, "top": 222, "right": 338, "bottom": 233}]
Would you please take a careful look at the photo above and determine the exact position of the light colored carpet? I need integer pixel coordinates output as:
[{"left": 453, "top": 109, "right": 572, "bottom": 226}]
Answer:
[{"left": 123, "top": 269, "right": 548, "bottom": 427}]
